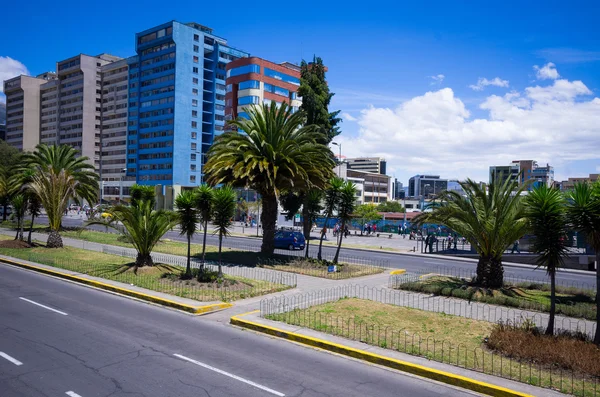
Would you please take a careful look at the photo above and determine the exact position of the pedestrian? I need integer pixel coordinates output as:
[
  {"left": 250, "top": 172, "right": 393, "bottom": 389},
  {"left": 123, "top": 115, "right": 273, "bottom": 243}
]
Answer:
[
  {"left": 373, "top": 224, "right": 377, "bottom": 234},
  {"left": 453, "top": 233, "right": 458, "bottom": 250},
  {"left": 425, "top": 234, "right": 430, "bottom": 253},
  {"left": 511, "top": 240, "right": 520, "bottom": 254}
]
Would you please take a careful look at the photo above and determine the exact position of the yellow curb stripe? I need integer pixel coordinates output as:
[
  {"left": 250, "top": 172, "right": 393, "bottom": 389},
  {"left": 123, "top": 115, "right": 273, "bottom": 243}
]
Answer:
[
  {"left": 0, "top": 257, "right": 232, "bottom": 315},
  {"left": 230, "top": 313, "right": 533, "bottom": 397},
  {"left": 390, "top": 269, "right": 406, "bottom": 275}
]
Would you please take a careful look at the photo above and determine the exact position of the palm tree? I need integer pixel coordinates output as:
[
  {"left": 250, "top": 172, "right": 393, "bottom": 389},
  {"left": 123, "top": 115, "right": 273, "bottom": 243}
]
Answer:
[
  {"left": 303, "top": 190, "right": 323, "bottom": 258},
  {"left": 333, "top": 181, "right": 357, "bottom": 264},
  {"left": 211, "top": 186, "right": 236, "bottom": 276},
  {"left": 23, "top": 144, "right": 98, "bottom": 248},
  {"left": 27, "top": 195, "right": 42, "bottom": 245},
  {"left": 130, "top": 184, "right": 156, "bottom": 208},
  {"left": 318, "top": 178, "right": 344, "bottom": 260},
  {"left": 415, "top": 177, "right": 529, "bottom": 288},
  {"left": 175, "top": 190, "right": 198, "bottom": 279},
  {"left": 10, "top": 194, "right": 26, "bottom": 241},
  {"left": 194, "top": 185, "right": 214, "bottom": 271},
  {"left": 86, "top": 200, "right": 177, "bottom": 267},
  {"left": 566, "top": 181, "right": 600, "bottom": 344},
  {"left": 204, "top": 103, "right": 335, "bottom": 255},
  {"left": 524, "top": 184, "right": 569, "bottom": 335}
]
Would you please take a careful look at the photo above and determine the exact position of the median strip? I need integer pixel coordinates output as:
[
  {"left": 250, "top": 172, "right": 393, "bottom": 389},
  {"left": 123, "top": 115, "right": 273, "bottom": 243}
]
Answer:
[
  {"left": 1, "top": 257, "right": 232, "bottom": 315},
  {"left": 230, "top": 312, "right": 534, "bottom": 397}
]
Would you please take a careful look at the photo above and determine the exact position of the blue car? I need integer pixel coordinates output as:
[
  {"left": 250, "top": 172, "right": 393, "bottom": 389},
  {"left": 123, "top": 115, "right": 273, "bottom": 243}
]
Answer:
[{"left": 274, "top": 231, "right": 306, "bottom": 250}]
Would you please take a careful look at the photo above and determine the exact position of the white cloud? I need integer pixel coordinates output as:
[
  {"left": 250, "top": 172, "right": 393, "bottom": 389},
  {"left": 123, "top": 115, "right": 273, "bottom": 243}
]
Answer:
[
  {"left": 342, "top": 112, "right": 357, "bottom": 122},
  {"left": 429, "top": 74, "right": 445, "bottom": 85},
  {"left": 534, "top": 62, "right": 560, "bottom": 80},
  {"left": 336, "top": 73, "right": 600, "bottom": 183},
  {"left": 0, "top": 56, "right": 29, "bottom": 103},
  {"left": 469, "top": 77, "right": 509, "bottom": 91}
]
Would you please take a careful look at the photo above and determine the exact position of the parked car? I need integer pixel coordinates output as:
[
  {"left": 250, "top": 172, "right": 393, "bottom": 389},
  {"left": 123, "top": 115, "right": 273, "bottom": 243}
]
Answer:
[{"left": 274, "top": 231, "right": 305, "bottom": 250}]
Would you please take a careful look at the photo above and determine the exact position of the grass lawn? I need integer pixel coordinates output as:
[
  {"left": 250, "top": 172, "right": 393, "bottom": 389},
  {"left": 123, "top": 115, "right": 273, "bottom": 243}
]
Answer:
[
  {"left": 20, "top": 226, "right": 383, "bottom": 279},
  {"left": 0, "top": 235, "right": 290, "bottom": 302},
  {"left": 396, "top": 276, "right": 596, "bottom": 321},
  {"left": 267, "top": 298, "right": 593, "bottom": 396}
]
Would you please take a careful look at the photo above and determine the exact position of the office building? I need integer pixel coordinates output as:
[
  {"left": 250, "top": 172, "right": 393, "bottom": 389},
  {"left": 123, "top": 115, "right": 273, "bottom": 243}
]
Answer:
[
  {"left": 489, "top": 160, "right": 554, "bottom": 190},
  {"left": 3, "top": 74, "right": 50, "bottom": 151},
  {"left": 555, "top": 173, "right": 600, "bottom": 191},
  {"left": 128, "top": 21, "right": 248, "bottom": 187},
  {"left": 335, "top": 162, "right": 391, "bottom": 204},
  {"left": 346, "top": 157, "right": 387, "bottom": 175},
  {"left": 0, "top": 124, "right": 5, "bottom": 141},
  {"left": 408, "top": 175, "right": 448, "bottom": 198},
  {"left": 225, "top": 57, "right": 301, "bottom": 125},
  {"left": 392, "top": 178, "right": 405, "bottom": 199}
]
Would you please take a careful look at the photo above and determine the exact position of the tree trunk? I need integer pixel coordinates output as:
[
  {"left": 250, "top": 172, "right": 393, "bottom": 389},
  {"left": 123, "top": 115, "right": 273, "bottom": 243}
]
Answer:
[
  {"left": 135, "top": 252, "right": 154, "bottom": 267},
  {"left": 260, "top": 193, "right": 277, "bottom": 255},
  {"left": 28, "top": 213, "right": 35, "bottom": 245},
  {"left": 594, "top": 252, "right": 600, "bottom": 345},
  {"left": 19, "top": 208, "right": 25, "bottom": 241},
  {"left": 218, "top": 233, "right": 223, "bottom": 277},
  {"left": 201, "top": 219, "right": 208, "bottom": 272},
  {"left": 475, "top": 255, "right": 504, "bottom": 288},
  {"left": 317, "top": 215, "right": 330, "bottom": 261},
  {"left": 14, "top": 216, "right": 20, "bottom": 240},
  {"left": 302, "top": 205, "right": 311, "bottom": 259},
  {"left": 546, "top": 271, "right": 556, "bottom": 336},
  {"left": 305, "top": 230, "right": 310, "bottom": 259},
  {"left": 184, "top": 234, "right": 192, "bottom": 278},
  {"left": 46, "top": 230, "right": 64, "bottom": 248},
  {"left": 333, "top": 220, "right": 345, "bottom": 264},
  {"left": 2, "top": 204, "right": 6, "bottom": 222}
]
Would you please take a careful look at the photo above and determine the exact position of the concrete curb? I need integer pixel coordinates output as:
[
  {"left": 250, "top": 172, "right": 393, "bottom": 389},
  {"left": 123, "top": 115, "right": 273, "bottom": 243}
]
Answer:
[
  {"left": 230, "top": 312, "right": 533, "bottom": 397},
  {"left": 0, "top": 257, "right": 232, "bottom": 315}
]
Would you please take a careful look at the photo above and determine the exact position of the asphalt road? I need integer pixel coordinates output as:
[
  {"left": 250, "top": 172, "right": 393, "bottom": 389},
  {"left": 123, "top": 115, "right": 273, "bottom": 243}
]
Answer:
[
  {"left": 36, "top": 215, "right": 596, "bottom": 287},
  {"left": 0, "top": 264, "right": 476, "bottom": 397}
]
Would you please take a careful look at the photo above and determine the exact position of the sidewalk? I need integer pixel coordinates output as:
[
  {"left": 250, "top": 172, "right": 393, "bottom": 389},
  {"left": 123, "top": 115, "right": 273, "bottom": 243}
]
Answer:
[{"left": 232, "top": 311, "right": 564, "bottom": 397}]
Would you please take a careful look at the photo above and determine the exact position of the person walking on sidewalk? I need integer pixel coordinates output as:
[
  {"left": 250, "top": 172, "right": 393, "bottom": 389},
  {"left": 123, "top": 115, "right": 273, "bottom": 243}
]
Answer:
[{"left": 511, "top": 239, "right": 520, "bottom": 254}]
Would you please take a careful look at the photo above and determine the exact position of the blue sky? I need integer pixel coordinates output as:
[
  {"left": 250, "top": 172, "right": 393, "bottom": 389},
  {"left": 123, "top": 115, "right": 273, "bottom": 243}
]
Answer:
[{"left": 1, "top": 0, "right": 600, "bottom": 184}]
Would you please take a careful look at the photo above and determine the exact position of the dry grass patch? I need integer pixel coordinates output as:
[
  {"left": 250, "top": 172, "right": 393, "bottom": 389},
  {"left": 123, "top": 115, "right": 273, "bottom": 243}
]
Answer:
[{"left": 259, "top": 257, "right": 384, "bottom": 279}]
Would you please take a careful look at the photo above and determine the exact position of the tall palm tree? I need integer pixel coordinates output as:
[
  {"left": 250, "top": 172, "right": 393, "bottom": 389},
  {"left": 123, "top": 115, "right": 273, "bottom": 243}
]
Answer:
[
  {"left": 86, "top": 200, "right": 177, "bottom": 267},
  {"left": 525, "top": 184, "right": 569, "bottom": 335},
  {"left": 194, "top": 185, "right": 214, "bottom": 271},
  {"left": 23, "top": 144, "right": 98, "bottom": 248},
  {"left": 175, "top": 190, "right": 198, "bottom": 278},
  {"left": 415, "top": 177, "right": 529, "bottom": 288},
  {"left": 204, "top": 103, "right": 335, "bottom": 255},
  {"left": 10, "top": 194, "right": 26, "bottom": 241},
  {"left": 566, "top": 181, "right": 600, "bottom": 344},
  {"left": 303, "top": 190, "right": 323, "bottom": 258},
  {"left": 211, "top": 186, "right": 236, "bottom": 276},
  {"left": 333, "top": 181, "right": 357, "bottom": 264},
  {"left": 27, "top": 195, "right": 42, "bottom": 245},
  {"left": 318, "top": 178, "right": 344, "bottom": 260}
]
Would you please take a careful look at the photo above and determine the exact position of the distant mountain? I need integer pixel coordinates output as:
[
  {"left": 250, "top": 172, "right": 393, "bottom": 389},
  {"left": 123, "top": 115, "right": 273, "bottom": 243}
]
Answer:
[{"left": 0, "top": 102, "right": 5, "bottom": 125}]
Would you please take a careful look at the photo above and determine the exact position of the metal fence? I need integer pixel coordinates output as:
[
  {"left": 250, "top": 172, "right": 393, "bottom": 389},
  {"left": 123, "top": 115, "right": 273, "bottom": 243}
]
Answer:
[
  {"left": 260, "top": 285, "right": 599, "bottom": 396},
  {"left": 101, "top": 246, "right": 297, "bottom": 287}
]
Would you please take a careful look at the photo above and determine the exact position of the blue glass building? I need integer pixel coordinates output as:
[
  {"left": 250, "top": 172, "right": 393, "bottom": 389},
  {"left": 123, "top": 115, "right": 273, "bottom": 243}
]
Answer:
[{"left": 127, "top": 21, "right": 248, "bottom": 187}]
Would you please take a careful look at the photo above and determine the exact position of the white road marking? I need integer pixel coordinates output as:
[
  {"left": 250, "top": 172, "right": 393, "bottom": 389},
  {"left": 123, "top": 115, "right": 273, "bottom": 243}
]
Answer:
[
  {"left": 173, "top": 353, "right": 285, "bottom": 396},
  {"left": 0, "top": 351, "right": 23, "bottom": 366},
  {"left": 19, "top": 297, "right": 68, "bottom": 316},
  {"left": 65, "top": 392, "right": 83, "bottom": 397}
]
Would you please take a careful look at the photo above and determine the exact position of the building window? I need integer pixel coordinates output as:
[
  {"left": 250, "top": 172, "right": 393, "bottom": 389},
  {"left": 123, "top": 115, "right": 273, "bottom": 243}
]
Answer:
[
  {"left": 191, "top": 153, "right": 197, "bottom": 161},
  {"left": 191, "top": 121, "right": 197, "bottom": 128},
  {"left": 191, "top": 143, "right": 197, "bottom": 150},
  {"left": 239, "top": 80, "right": 260, "bottom": 90},
  {"left": 192, "top": 88, "right": 198, "bottom": 95},
  {"left": 194, "top": 34, "right": 199, "bottom": 41},
  {"left": 226, "top": 64, "right": 260, "bottom": 78},
  {"left": 193, "top": 45, "right": 199, "bottom": 52},
  {"left": 191, "top": 132, "right": 197, "bottom": 139},
  {"left": 193, "top": 56, "right": 199, "bottom": 63},
  {"left": 238, "top": 96, "right": 260, "bottom": 106},
  {"left": 190, "top": 175, "right": 196, "bottom": 183},
  {"left": 193, "top": 67, "right": 199, "bottom": 74},
  {"left": 192, "top": 78, "right": 199, "bottom": 84},
  {"left": 192, "top": 99, "right": 198, "bottom": 107},
  {"left": 192, "top": 110, "right": 198, "bottom": 117},
  {"left": 264, "top": 68, "right": 300, "bottom": 85},
  {"left": 191, "top": 164, "right": 196, "bottom": 171}
]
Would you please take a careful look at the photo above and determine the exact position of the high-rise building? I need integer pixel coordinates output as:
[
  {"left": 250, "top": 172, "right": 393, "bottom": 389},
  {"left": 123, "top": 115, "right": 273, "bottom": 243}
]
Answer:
[
  {"left": 0, "top": 124, "right": 6, "bottom": 141},
  {"left": 224, "top": 57, "right": 301, "bottom": 125},
  {"left": 489, "top": 160, "right": 554, "bottom": 190},
  {"left": 3, "top": 74, "right": 50, "bottom": 151},
  {"left": 128, "top": 21, "right": 248, "bottom": 188},
  {"left": 408, "top": 175, "right": 448, "bottom": 198},
  {"left": 345, "top": 157, "right": 387, "bottom": 175},
  {"left": 392, "top": 178, "right": 404, "bottom": 199}
]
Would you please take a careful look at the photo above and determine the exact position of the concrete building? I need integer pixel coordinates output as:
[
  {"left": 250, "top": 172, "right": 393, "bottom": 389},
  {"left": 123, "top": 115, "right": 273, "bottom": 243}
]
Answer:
[
  {"left": 408, "top": 175, "right": 448, "bottom": 198},
  {"left": 3, "top": 74, "right": 51, "bottom": 151},
  {"left": 334, "top": 162, "right": 391, "bottom": 204},
  {"left": 489, "top": 160, "right": 554, "bottom": 190},
  {"left": 345, "top": 157, "right": 387, "bottom": 175},
  {"left": 128, "top": 21, "right": 248, "bottom": 187},
  {"left": 392, "top": 178, "right": 405, "bottom": 199},
  {"left": 225, "top": 57, "right": 301, "bottom": 125},
  {"left": 555, "top": 174, "right": 600, "bottom": 191}
]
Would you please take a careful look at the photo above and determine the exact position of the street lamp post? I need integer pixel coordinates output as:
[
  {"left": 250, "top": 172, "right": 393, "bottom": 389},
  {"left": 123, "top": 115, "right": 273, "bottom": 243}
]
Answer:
[
  {"left": 119, "top": 168, "right": 127, "bottom": 203},
  {"left": 332, "top": 142, "right": 342, "bottom": 176}
]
